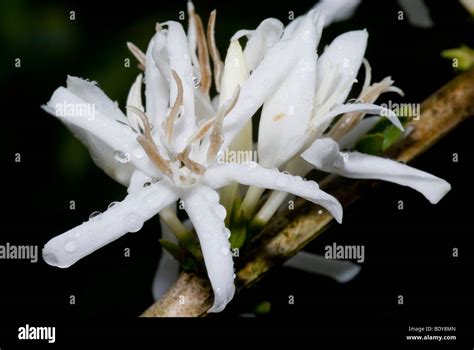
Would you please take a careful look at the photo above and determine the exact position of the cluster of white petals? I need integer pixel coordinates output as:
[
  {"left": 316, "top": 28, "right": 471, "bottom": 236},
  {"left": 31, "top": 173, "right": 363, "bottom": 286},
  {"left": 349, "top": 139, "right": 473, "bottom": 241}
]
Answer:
[{"left": 42, "top": 0, "right": 450, "bottom": 313}]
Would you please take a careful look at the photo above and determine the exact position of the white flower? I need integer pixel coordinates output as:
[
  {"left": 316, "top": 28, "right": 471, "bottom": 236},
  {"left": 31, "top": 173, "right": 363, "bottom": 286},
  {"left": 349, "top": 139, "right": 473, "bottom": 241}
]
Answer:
[
  {"left": 41, "top": 7, "right": 343, "bottom": 313},
  {"left": 248, "top": 5, "right": 450, "bottom": 226}
]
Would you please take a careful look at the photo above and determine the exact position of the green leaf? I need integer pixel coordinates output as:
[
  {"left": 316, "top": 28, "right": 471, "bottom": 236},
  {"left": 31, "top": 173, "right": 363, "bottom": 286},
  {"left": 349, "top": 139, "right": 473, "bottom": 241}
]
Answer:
[
  {"left": 229, "top": 224, "right": 247, "bottom": 249},
  {"left": 355, "top": 116, "right": 409, "bottom": 155},
  {"left": 354, "top": 133, "right": 384, "bottom": 155},
  {"left": 442, "top": 45, "right": 474, "bottom": 71},
  {"left": 382, "top": 124, "right": 404, "bottom": 151}
]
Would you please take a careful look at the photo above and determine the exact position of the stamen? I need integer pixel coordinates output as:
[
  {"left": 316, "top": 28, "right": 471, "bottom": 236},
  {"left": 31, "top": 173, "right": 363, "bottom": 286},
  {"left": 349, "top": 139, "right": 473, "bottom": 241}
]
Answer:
[
  {"left": 206, "top": 86, "right": 241, "bottom": 163},
  {"left": 187, "top": 119, "right": 214, "bottom": 144},
  {"left": 136, "top": 135, "right": 172, "bottom": 177},
  {"left": 360, "top": 58, "right": 372, "bottom": 94},
  {"left": 126, "top": 106, "right": 172, "bottom": 176},
  {"left": 189, "top": 6, "right": 212, "bottom": 94},
  {"left": 187, "top": 85, "right": 240, "bottom": 145},
  {"left": 165, "top": 70, "right": 184, "bottom": 143},
  {"left": 329, "top": 77, "right": 404, "bottom": 140},
  {"left": 177, "top": 146, "right": 206, "bottom": 175},
  {"left": 207, "top": 10, "right": 224, "bottom": 93},
  {"left": 127, "top": 42, "right": 146, "bottom": 71},
  {"left": 126, "top": 106, "right": 151, "bottom": 139}
]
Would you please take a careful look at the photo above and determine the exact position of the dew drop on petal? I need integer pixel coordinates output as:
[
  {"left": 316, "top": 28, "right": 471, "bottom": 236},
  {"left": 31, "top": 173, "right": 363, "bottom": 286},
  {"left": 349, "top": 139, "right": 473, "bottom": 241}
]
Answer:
[
  {"left": 143, "top": 182, "right": 152, "bottom": 188},
  {"left": 108, "top": 201, "right": 119, "bottom": 209},
  {"left": 275, "top": 174, "right": 289, "bottom": 187},
  {"left": 63, "top": 238, "right": 77, "bottom": 253},
  {"left": 89, "top": 211, "right": 102, "bottom": 220},
  {"left": 213, "top": 205, "right": 227, "bottom": 220},
  {"left": 205, "top": 190, "right": 219, "bottom": 203},
  {"left": 307, "top": 180, "right": 318, "bottom": 188},
  {"left": 223, "top": 228, "right": 231, "bottom": 239},
  {"left": 125, "top": 213, "right": 144, "bottom": 233},
  {"left": 114, "top": 150, "right": 130, "bottom": 164},
  {"left": 192, "top": 66, "right": 201, "bottom": 88}
]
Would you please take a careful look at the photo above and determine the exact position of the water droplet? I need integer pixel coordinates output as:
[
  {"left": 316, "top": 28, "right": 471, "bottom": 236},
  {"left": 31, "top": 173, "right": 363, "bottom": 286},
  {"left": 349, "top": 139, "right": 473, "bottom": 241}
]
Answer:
[
  {"left": 133, "top": 148, "right": 145, "bottom": 159},
  {"left": 220, "top": 247, "right": 229, "bottom": 256},
  {"left": 114, "top": 150, "right": 130, "bottom": 164},
  {"left": 143, "top": 182, "right": 152, "bottom": 188},
  {"left": 307, "top": 180, "right": 318, "bottom": 188},
  {"left": 347, "top": 98, "right": 362, "bottom": 104},
  {"left": 89, "top": 211, "right": 101, "bottom": 219},
  {"left": 63, "top": 238, "right": 77, "bottom": 253},
  {"left": 108, "top": 201, "right": 119, "bottom": 209},
  {"left": 213, "top": 205, "right": 227, "bottom": 220},
  {"left": 245, "top": 161, "right": 255, "bottom": 169},
  {"left": 205, "top": 190, "right": 219, "bottom": 203},
  {"left": 233, "top": 273, "right": 236, "bottom": 279},
  {"left": 192, "top": 66, "right": 201, "bottom": 88},
  {"left": 318, "top": 209, "right": 323, "bottom": 215},
  {"left": 223, "top": 228, "right": 231, "bottom": 239},
  {"left": 275, "top": 174, "right": 289, "bottom": 187},
  {"left": 125, "top": 213, "right": 144, "bottom": 233}
]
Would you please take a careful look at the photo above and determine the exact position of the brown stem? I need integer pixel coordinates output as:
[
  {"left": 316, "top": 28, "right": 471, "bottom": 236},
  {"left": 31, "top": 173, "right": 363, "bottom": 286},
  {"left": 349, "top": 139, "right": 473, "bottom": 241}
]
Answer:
[{"left": 142, "top": 69, "right": 474, "bottom": 317}]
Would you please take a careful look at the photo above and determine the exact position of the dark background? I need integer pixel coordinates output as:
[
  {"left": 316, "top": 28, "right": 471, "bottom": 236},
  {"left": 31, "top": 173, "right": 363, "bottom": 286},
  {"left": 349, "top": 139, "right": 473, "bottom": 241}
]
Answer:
[{"left": 1, "top": 0, "right": 473, "bottom": 343}]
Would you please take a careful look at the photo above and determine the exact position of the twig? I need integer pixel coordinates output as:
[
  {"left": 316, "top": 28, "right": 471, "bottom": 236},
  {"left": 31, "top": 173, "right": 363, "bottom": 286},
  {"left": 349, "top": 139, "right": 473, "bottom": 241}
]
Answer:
[{"left": 142, "top": 69, "right": 474, "bottom": 317}]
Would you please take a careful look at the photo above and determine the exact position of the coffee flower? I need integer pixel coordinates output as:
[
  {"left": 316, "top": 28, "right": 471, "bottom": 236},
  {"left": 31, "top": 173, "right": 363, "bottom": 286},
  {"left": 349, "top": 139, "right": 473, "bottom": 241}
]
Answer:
[{"left": 42, "top": 5, "right": 342, "bottom": 312}]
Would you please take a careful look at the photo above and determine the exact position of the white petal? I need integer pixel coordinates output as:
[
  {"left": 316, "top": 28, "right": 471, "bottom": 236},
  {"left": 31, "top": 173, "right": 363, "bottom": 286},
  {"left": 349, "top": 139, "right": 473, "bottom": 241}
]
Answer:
[
  {"left": 127, "top": 170, "right": 153, "bottom": 194},
  {"left": 220, "top": 40, "right": 249, "bottom": 104},
  {"left": 220, "top": 41, "right": 251, "bottom": 152},
  {"left": 42, "top": 180, "right": 178, "bottom": 268},
  {"left": 182, "top": 185, "right": 235, "bottom": 312},
  {"left": 313, "top": 0, "right": 361, "bottom": 27},
  {"left": 219, "top": 40, "right": 252, "bottom": 212},
  {"left": 194, "top": 88, "right": 215, "bottom": 123},
  {"left": 240, "top": 18, "right": 284, "bottom": 72},
  {"left": 258, "top": 14, "right": 321, "bottom": 168},
  {"left": 204, "top": 163, "right": 343, "bottom": 223},
  {"left": 44, "top": 87, "right": 162, "bottom": 178},
  {"left": 313, "top": 103, "right": 403, "bottom": 133},
  {"left": 165, "top": 21, "right": 197, "bottom": 152},
  {"left": 186, "top": 1, "right": 200, "bottom": 69},
  {"left": 146, "top": 32, "right": 170, "bottom": 127},
  {"left": 285, "top": 251, "right": 361, "bottom": 283},
  {"left": 302, "top": 138, "right": 451, "bottom": 204},
  {"left": 222, "top": 13, "right": 318, "bottom": 149},
  {"left": 83, "top": 134, "right": 135, "bottom": 186},
  {"left": 60, "top": 77, "right": 136, "bottom": 185},
  {"left": 126, "top": 73, "right": 144, "bottom": 131},
  {"left": 66, "top": 76, "right": 128, "bottom": 123},
  {"left": 314, "top": 30, "right": 368, "bottom": 106}
]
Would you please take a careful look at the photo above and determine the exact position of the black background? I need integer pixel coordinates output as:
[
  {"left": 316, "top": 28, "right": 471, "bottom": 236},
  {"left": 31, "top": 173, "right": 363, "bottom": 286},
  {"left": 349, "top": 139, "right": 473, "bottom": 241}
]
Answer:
[{"left": 1, "top": 0, "right": 474, "bottom": 344}]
